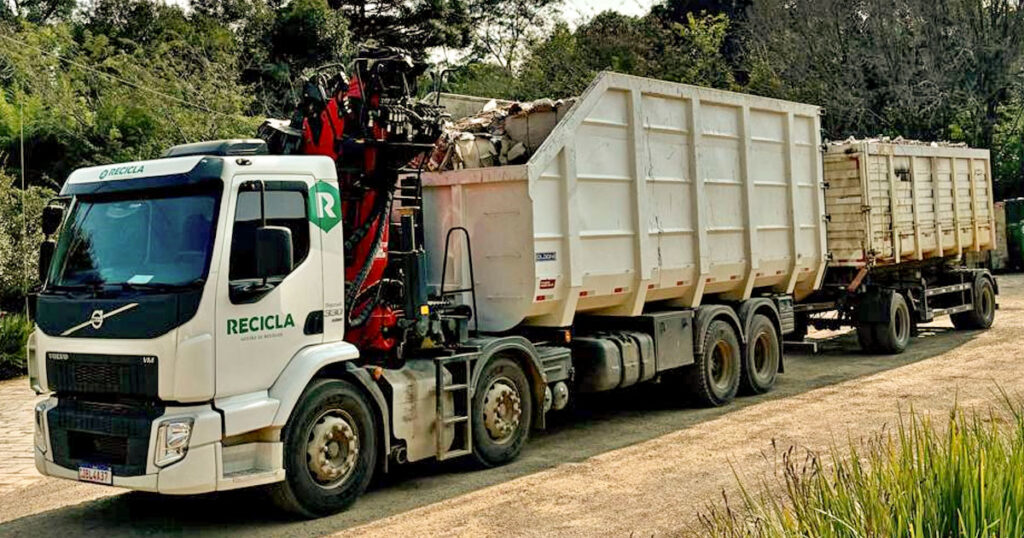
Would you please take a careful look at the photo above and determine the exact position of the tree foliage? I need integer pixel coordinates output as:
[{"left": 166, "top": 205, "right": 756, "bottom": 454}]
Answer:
[
  {"left": 467, "top": 0, "right": 558, "bottom": 72},
  {"left": 451, "top": 9, "right": 735, "bottom": 101},
  {"left": 0, "top": 172, "right": 52, "bottom": 310},
  {"left": 0, "top": 3, "right": 257, "bottom": 189},
  {"left": 743, "top": 0, "right": 1024, "bottom": 193},
  {"left": 327, "top": 0, "right": 471, "bottom": 55}
]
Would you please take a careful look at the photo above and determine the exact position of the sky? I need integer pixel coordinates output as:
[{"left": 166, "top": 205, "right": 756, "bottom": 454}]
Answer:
[{"left": 562, "top": 0, "right": 656, "bottom": 24}]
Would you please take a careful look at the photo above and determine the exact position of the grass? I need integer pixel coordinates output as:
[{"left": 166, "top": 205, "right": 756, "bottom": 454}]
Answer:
[
  {"left": 0, "top": 313, "right": 31, "bottom": 380},
  {"left": 699, "top": 396, "right": 1024, "bottom": 538}
]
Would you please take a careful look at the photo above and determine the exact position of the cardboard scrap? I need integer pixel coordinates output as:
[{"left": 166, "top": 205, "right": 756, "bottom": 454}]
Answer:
[{"left": 427, "top": 97, "right": 577, "bottom": 171}]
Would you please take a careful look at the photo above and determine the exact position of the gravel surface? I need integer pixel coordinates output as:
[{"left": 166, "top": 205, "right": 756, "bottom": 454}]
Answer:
[{"left": 0, "top": 274, "right": 1020, "bottom": 537}]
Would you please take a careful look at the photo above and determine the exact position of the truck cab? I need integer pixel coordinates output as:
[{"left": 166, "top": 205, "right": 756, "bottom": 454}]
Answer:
[{"left": 30, "top": 148, "right": 359, "bottom": 497}]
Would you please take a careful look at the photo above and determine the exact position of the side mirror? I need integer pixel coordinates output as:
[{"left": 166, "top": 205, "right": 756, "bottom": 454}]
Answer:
[
  {"left": 39, "top": 240, "right": 56, "bottom": 283},
  {"left": 255, "top": 226, "right": 293, "bottom": 279},
  {"left": 41, "top": 205, "right": 65, "bottom": 236}
]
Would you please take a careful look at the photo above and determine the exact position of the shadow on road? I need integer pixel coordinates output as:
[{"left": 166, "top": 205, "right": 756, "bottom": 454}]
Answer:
[{"left": 0, "top": 325, "right": 980, "bottom": 537}]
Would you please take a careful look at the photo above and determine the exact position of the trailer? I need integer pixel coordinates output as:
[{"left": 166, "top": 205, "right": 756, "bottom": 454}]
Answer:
[{"left": 793, "top": 140, "right": 998, "bottom": 353}]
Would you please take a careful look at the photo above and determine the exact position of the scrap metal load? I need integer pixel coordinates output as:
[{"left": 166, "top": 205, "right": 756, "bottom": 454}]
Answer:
[
  {"left": 824, "top": 137, "right": 995, "bottom": 267},
  {"left": 426, "top": 97, "right": 577, "bottom": 170}
]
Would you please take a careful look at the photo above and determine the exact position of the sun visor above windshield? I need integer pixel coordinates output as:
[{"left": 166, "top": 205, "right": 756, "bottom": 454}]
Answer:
[{"left": 61, "top": 156, "right": 223, "bottom": 196}]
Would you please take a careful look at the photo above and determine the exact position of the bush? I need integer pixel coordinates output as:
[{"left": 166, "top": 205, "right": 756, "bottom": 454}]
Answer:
[
  {"left": 700, "top": 399, "right": 1024, "bottom": 537},
  {"left": 0, "top": 313, "right": 31, "bottom": 380}
]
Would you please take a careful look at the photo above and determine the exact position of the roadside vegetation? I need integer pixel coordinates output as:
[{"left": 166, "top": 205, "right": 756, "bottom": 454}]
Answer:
[
  {"left": 699, "top": 398, "right": 1024, "bottom": 537},
  {"left": 0, "top": 313, "right": 31, "bottom": 380}
]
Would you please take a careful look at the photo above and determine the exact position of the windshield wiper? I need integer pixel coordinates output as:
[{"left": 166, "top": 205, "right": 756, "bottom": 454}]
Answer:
[
  {"left": 44, "top": 283, "right": 104, "bottom": 296},
  {"left": 118, "top": 278, "right": 206, "bottom": 292}
]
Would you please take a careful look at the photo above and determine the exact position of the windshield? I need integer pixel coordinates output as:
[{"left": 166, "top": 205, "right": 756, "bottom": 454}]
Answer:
[{"left": 48, "top": 189, "right": 220, "bottom": 290}]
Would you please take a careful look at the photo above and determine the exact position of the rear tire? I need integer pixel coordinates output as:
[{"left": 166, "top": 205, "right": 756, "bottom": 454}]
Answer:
[
  {"left": 271, "top": 379, "right": 377, "bottom": 518},
  {"left": 471, "top": 357, "right": 532, "bottom": 467},
  {"left": 872, "top": 292, "right": 911, "bottom": 354},
  {"left": 951, "top": 278, "right": 996, "bottom": 330},
  {"left": 740, "top": 314, "right": 780, "bottom": 395},
  {"left": 683, "top": 320, "right": 741, "bottom": 407}
]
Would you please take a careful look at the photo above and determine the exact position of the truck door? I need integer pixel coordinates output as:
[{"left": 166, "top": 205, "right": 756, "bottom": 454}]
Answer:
[{"left": 215, "top": 176, "right": 324, "bottom": 397}]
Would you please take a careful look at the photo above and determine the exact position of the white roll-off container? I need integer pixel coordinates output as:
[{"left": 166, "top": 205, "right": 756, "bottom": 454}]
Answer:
[{"left": 423, "top": 73, "right": 828, "bottom": 332}]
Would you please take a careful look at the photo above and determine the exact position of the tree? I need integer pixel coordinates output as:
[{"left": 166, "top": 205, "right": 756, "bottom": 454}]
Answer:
[
  {"left": 514, "top": 21, "right": 592, "bottom": 100},
  {"left": 0, "top": 172, "right": 52, "bottom": 310},
  {"left": 444, "top": 61, "right": 519, "bottom": 100},
  {"left": 0, "top": 0, "right": 74, "bottom": 24},
  {"left": 514, "top": 10, "right": 734, "bottom": 100},
  {"left": 742, "top": 0, "right": 1024, "bottom": 192},
  {"left": 650, "top": 0, "right": 751, "bottom": 77},
  {"left": 0, "top": 2, "right": 256, "bottom": 189},
  {"left": 327, "top": 0, "right": 471, "bottom": 56},
  {"left": 467, "top": 0, "right": 559, "bottom": 72}
]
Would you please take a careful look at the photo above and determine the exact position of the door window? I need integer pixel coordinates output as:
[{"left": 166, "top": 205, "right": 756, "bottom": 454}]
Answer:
[{"left": 229, "top": 181, "right": 310, "bottom": 301}]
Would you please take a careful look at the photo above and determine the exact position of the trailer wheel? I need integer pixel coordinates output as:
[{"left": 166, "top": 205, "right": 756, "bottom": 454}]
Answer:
[
  {"left": 471, "top": 357, "right": 532, "bottom": 467},
  {"left": 951, "top": 278, "right": 996, "bottom": 330},
  {"left": 872, "top": 293, "right": 911, "bottom": 354},
  {"left": 271, "top": 379, "right": 377, "bottom": 518},
  {"left": 740, "top": 314, "right": 780, "bottom": 395},
  {"left": 684, "top": 320, "right": 741, "bottom": 407}
]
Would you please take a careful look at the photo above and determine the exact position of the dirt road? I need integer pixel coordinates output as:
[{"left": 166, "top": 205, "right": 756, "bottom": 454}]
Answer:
[{"left": 0, "top": 275, "right": 1021, "bottom": 537}]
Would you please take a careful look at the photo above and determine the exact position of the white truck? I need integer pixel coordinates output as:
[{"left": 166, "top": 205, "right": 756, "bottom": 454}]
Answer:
[{"left": 25, "top": 70, "right": 995, "bottom": 517}]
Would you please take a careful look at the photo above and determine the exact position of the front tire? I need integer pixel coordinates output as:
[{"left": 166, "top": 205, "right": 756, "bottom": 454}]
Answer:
[
  {"left": 471, "top": 357, "right": 532, "bottom": 467},
  {"left": 271, "top": 379, "right": 377, "bottom": 518},
  {"left": 951, "top": 278, "right": 996, "bottom": 330},
  {"left": 740, "top": 314, "right": 780, "bottom": 395}
]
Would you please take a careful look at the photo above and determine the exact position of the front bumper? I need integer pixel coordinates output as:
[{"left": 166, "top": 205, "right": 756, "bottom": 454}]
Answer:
[{"left": 35, "top": 400, "right": 283, "bottom": 495}]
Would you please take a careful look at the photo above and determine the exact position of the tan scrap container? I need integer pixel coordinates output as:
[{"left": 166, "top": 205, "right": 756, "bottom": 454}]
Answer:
[{"left": 824, "top": 141, "right": 995, "bottom": 267}]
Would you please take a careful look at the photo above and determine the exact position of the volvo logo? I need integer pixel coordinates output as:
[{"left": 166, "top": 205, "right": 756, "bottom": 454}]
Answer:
[
  {"left": 61, "top": 303, "right": 140, "bottom": 336},
  {"left": 90, "top": 310, "right": 105, "bottom": 329}
]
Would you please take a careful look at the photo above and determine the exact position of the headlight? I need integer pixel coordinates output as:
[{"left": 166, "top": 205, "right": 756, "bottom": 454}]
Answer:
[
  {"left": 154, "top": 418, "right": 194, "bottom": 467},
  {"left": 34, "top": 401, "right": 47, "bottom": 453}
]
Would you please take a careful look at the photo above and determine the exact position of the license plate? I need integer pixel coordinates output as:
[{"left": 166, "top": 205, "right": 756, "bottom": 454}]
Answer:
[{"left": 78, "top": 464, "right": 112, "bottom": 485}]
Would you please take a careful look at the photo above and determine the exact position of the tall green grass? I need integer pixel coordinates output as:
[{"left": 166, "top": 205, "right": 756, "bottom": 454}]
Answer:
[
  {"left": 0, "top": 313, "right": 31, "bottom": 380},
  {"left": 700, "top": 398, "right": 1024, "bottom": 537}
]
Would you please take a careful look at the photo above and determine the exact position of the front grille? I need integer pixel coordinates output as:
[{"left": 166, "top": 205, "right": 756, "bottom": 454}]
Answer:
[
  {"left": 68, "top": 431, "right": 129, "bottom": 466},
  {"left": 48, "top": 399, "right": 163, "bottom": 477},
  {"left": 47, "top": 353, "right": 157, "bottom": 398}
]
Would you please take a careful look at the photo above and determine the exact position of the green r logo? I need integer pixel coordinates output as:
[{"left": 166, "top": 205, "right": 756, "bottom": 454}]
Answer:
[{"left": 309, "top": 180, "right": 342, "bottom": 233}]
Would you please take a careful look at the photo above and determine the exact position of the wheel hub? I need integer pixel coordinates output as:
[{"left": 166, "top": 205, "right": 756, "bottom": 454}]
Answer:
[
  {"left": 482, "top": 381, "right": 522, "bottom": 443},
  {"left": 306, "top": 413, "right": 359, "bottom": 486}
]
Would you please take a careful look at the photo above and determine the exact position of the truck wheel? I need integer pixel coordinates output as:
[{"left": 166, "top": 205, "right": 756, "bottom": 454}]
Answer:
[
  {"left": 471, "top": 357, "right": 532, "bottom": 467},
  {"left": 872, "top": 293, "right": 911, "bottom": 354},
  {"left": 271, "top": 379, "right": 377, "bottom": 518},
  {"left": 685, "top": 320, "right": 741, "bottom": 407},
  {"left": 740, "top": 314, "right": 779, "bottom": 395},
  {"left": 951, "top": 278, "right": 996, "bottom": 330}
]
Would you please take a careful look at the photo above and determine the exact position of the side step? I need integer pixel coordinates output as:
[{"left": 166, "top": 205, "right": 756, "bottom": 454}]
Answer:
[
  {"left": 784, "top": 339, "right": 819, "bottom": 354},
  {"left": 435, "top": 352, "right": 477, "bottom": 460}
]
